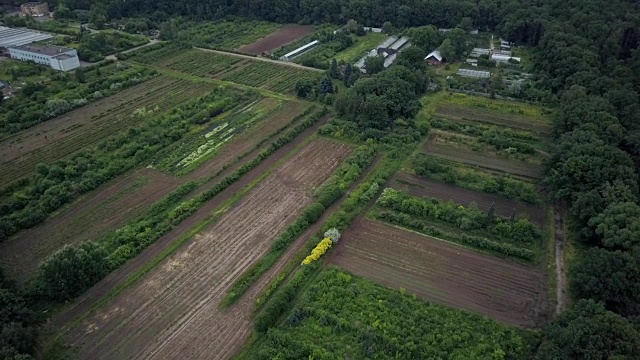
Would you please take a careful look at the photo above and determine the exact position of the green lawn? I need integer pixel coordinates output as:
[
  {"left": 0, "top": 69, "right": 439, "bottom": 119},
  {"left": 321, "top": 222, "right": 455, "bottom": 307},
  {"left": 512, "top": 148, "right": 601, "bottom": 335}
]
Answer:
[{"left": 334, "top": 32, "right": 388, "bottom": 63}]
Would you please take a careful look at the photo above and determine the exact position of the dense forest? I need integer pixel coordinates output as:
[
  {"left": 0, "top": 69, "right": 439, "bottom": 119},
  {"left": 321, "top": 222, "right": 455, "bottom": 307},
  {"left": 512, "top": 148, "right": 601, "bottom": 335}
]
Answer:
[{"left": 2, "top": 0, "right": 640, "bottom": 358}]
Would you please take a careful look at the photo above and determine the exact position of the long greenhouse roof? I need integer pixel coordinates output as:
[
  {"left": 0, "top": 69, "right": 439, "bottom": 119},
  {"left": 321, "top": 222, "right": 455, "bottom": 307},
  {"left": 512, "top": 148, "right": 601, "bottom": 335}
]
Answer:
[{"left": 0, "top": 26, "right": 53, "bottom": 48}]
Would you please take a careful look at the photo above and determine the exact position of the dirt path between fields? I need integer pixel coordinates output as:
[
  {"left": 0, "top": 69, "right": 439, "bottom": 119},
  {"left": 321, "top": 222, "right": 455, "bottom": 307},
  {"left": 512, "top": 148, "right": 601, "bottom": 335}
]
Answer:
[
  {"left": 554, "top": 203, "right": 568, "bottom": 314},
  {"left": 195, "top": 47, "right": 324, "bottom": 72},
  {"left": 50, "top": 116, "right": 329, "bottom": 330}
]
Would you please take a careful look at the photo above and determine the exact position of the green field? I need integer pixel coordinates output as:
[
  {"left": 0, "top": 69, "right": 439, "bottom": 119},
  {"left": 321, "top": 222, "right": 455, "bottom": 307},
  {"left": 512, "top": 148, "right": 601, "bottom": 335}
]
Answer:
[
  {"left": 242, "top": 267, "right": 534, "bottom": 359},
  {"left": 179, "top": 21, "right": 281, "bottom": 50},
  {"left": 334, "top": 32, "right": 388, "bottom": 63}
]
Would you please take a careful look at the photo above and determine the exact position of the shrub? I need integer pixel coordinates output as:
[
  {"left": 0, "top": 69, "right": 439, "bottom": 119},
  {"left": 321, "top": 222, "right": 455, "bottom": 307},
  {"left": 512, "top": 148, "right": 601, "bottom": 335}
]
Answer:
[{"left": 37, "top": 241, "right": 110, "bottom": 301}]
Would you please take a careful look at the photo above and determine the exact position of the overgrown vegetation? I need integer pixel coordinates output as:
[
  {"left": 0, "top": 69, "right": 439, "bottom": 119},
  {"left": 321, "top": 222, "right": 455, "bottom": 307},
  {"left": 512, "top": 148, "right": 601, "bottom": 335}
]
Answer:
[
  {"left": 411, "top": 155, "right": 541, "bottom": 204},
  {"left": 376, "top": 188, "right": 542, "bottom": 246},
  {"left": 246, "top": 267, "right": 534, "bottom": 359},
  {"left": 0, "top": 61, "right": 156, "bottom": 137}
]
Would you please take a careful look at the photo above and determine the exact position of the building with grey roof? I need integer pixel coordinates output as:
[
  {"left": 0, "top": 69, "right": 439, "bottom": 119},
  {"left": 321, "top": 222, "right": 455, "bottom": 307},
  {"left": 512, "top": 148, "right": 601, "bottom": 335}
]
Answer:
[{"left": 9, "top": 44, "right": 79, "bottom": 71}]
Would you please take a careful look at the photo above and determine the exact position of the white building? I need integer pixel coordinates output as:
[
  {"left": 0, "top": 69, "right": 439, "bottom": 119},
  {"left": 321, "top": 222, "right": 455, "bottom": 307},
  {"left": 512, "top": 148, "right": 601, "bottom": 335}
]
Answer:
[{"left": 9, "top": 44, "right": 80, "bottom": 71}]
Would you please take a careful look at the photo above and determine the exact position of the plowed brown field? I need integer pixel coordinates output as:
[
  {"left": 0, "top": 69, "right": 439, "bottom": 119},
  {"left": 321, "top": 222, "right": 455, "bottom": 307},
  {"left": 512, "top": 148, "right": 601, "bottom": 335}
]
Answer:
[
  {"left": 237, "top": 25, "right": 314, "bottom": 55},
  {"left": 330, "top": 218, "right": 551, "bottom": 328},
  {"left": 64, "top": 138, "right": 352, "bottom": 360},
  {"left": 392, "top": 173, "right": 546, "bottom": 225}
]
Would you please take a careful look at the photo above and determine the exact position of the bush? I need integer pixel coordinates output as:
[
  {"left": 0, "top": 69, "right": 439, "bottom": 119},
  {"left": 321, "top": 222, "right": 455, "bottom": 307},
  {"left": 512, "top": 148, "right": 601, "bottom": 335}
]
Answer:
[{"left": 37, "top": 241, "right": 110, "bottom": 301}]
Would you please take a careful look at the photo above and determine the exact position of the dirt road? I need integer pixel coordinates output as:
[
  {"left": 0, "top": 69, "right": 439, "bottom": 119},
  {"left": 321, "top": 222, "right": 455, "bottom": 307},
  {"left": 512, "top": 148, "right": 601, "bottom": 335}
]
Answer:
[{"left": 195, "top": 47, "right": 324, "bottom": 73}]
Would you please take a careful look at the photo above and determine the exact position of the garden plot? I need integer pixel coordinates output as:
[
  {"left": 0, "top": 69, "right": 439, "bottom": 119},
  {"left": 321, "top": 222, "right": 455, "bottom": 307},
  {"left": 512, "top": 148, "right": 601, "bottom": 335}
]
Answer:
[
  {"left": 330, "top": 218, "right": 551, "bottom": 328},
  {"left": 423, "top": 134, "right": 543, "bottom": 179},
  {"left": 435, "top": 102, "right": 552, "bottom": 137},
  {"left": 392, "top": 173, "right": 546, "bottom": 226},
  {"left": 140, "top": 48, "right": 323, "bottom": 94},
  {"left": 63, "top": 138, "right": 352, "bottom": 360},
  {"left": 0, "top": 168, "right": 179, "bottom": 284}
]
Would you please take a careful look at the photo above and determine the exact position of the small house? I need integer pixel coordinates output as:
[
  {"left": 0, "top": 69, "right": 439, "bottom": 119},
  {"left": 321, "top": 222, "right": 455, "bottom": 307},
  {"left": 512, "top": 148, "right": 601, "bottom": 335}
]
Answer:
[{"left": 425, "top": 50, "right": 444, "bottom": 65}]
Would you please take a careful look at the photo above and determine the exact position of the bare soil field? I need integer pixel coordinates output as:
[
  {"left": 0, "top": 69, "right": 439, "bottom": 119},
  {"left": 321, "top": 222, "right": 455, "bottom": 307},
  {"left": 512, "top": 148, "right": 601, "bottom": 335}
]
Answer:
[
  {"left": 330, "top": 218, "right": 551, "bottom": 328},
  {"left": 392, "top": 173, "right": 546, "bottom": 225},
  {"left": 435, "top": 103, "right": 552, "bottom": 136},
  {"left": 237, "top": 25, "right": 314, "bottom": 55},
  {"left": 423, "top": 135, "right": 542, "bottom": 179},
  {"left": 0, "top": 77, "right": 212, "bottom": 186},
  {"left": 61, "top": 138, "right": 351, "bottom": 360},
  {"left": 0, "top": 169, "right": 179, "bottom": 284}
]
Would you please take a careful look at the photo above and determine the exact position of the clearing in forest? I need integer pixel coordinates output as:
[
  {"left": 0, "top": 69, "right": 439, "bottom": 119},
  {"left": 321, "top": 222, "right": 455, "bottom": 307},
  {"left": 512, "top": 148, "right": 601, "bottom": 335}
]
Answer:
[
  {"left": 391, "top": 172, "right": 546, "bottom": 226},
  {"left": 0, "top": 77, "right": 213, "bottom": 186},
  {"left": 237, "top": 24, "right": 315, "bottom": 55},
  {"left": 330, "top": 218, "right": 551, "bottom": 328},
  {"left": 63, "top": 138, "right": 352, "bottom": 360}
]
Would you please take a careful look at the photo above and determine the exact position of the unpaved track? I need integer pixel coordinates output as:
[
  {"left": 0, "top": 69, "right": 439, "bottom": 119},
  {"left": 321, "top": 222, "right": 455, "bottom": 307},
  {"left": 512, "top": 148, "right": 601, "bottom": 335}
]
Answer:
[
  {"left": 554, "top": 203, "right": 567, "bottom": 314},
  {"left": 331, "top": 218, "right": 551, "bottom": 328},
  {"left": 392, "top": 173, "right": 546, "bottom": 226},
  {"left": 63, "top": 138, "right": 351, "bottom": 359},
  {"left": 195, "top": 47, "right": 324, "bottom": 72}
]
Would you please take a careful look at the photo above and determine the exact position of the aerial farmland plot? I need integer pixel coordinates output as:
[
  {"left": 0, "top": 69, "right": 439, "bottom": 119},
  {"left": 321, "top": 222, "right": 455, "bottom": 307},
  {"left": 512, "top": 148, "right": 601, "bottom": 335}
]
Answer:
[
  {"left": 423, "top": 132, "right": 544, "bottom": 179},
  {"left": 391, "top": 172, "right": 546, "bottom": 226},
  {"left": 62, "top": 138, "right": 353, "bottom": 360},
  {"left": 0, "top": 76, "right": 214, "bottom": 186},
  {"left": 0, "top": 92, "right": 317, "bottom": 284},
  {"left": 132, "top": 47, "right": 323, "bottom": 94},
  {"left": 434, "top": 93, "right": 553, "bottom": 137},
  {"left": 330, "top": 218, "right": 551, "bottom": 328}
]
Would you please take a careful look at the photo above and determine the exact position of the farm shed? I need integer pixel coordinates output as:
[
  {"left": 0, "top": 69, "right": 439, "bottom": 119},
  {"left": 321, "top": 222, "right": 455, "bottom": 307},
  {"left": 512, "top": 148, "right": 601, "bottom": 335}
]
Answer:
[
  {"left": 0, "top": 26, "right": 53, "bottom": 48},
  {"left": 465, "top": 58, "right": 478, "bottom": 66},
  {"left": 280, "top": 40, "right": 320, "bottom": 61},
  {"left": 425, "top": 50, "right": 443, "bottom": 65},
  {"left": 491, "top": 54, "right": 521, "bottom": 64},
  {"left": 470, "top": 47, "right": 490, "bottom": 58},
  {"left": 364, "top": 27, "right": 383, "bottom": 33},
  {"left": 386, "top": 36, "right": 410, "bottom": 53},
  {"left": 355, "top": 35, "right": 398, "bottom": 71},
  {"left": 457, "top": 68, "right": 491, "bottom": 78},
  {"left": 9, "top": 44, "right": 80, "bottom": 71}
]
